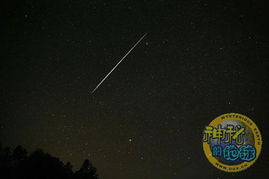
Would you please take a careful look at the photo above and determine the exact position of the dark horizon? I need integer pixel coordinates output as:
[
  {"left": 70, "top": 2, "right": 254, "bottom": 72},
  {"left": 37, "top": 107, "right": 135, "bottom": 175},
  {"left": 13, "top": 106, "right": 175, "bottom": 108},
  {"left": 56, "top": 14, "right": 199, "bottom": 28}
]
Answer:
[{"left": 0, "top": 144, "right": 99, "bottom": 179}]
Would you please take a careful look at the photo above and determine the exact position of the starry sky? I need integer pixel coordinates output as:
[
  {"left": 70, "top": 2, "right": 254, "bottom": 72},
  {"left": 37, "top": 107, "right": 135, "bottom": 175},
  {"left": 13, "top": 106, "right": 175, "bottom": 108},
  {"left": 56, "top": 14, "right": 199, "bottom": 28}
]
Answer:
[{"left": 1, "top": 0, "right": 269, "bottom": 178}]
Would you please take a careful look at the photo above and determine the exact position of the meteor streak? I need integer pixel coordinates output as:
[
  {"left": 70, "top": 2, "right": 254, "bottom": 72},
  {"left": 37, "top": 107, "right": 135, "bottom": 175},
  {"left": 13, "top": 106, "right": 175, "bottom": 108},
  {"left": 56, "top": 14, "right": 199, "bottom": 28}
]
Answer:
[{"left": 91, "top": 33, "right": 148, "bottom": 94}]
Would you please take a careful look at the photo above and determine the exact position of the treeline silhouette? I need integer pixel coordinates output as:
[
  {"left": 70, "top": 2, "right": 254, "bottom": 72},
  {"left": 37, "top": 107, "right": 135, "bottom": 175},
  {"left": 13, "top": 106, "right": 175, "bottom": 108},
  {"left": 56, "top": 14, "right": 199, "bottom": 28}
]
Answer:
[{"left": 0, "top": 144, "right": 99, "bottom": 179}]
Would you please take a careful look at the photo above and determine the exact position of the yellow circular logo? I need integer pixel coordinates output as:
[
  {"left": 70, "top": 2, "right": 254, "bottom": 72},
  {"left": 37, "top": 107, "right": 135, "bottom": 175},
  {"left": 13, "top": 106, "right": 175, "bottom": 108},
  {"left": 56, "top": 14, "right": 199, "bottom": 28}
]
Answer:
[{"left": 202, "top": 113, "right": 262, "bottom": 172}]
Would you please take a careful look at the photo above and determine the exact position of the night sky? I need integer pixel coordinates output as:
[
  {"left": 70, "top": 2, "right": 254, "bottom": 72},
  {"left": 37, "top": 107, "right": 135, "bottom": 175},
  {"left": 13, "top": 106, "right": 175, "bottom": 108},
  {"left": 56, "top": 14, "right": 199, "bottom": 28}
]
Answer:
[{"left": 1, "top": 0, "right": 269, "bottom": 178}]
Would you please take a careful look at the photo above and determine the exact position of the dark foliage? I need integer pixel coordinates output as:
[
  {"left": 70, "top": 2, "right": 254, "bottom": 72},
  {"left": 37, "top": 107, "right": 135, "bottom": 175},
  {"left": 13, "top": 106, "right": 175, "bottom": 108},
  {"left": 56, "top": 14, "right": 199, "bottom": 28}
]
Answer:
[{"left": 0, "top": 144, "right": 99, "bottom": 179}]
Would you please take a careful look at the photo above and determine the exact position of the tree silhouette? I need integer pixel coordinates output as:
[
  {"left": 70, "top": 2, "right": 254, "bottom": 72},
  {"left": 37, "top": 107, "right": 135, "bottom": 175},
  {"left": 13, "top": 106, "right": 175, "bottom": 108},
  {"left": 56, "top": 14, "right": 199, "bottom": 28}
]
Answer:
[
  {"left": 0, "top": 144, "right": 99, "bottom": 179},
  {"left": 13, "top": 145, "right": 27, "bottom": 160},
  {"left": 75, "top": 159, "right": 99, "bottom": 179}
]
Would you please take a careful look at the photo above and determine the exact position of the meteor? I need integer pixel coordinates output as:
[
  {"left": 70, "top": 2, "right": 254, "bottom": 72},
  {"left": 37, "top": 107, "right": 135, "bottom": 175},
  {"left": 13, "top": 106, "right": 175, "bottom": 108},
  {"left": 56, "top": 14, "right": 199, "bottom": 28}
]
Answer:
[{"left": 91, "top": 33, "right": 148, "bottom": 94}]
